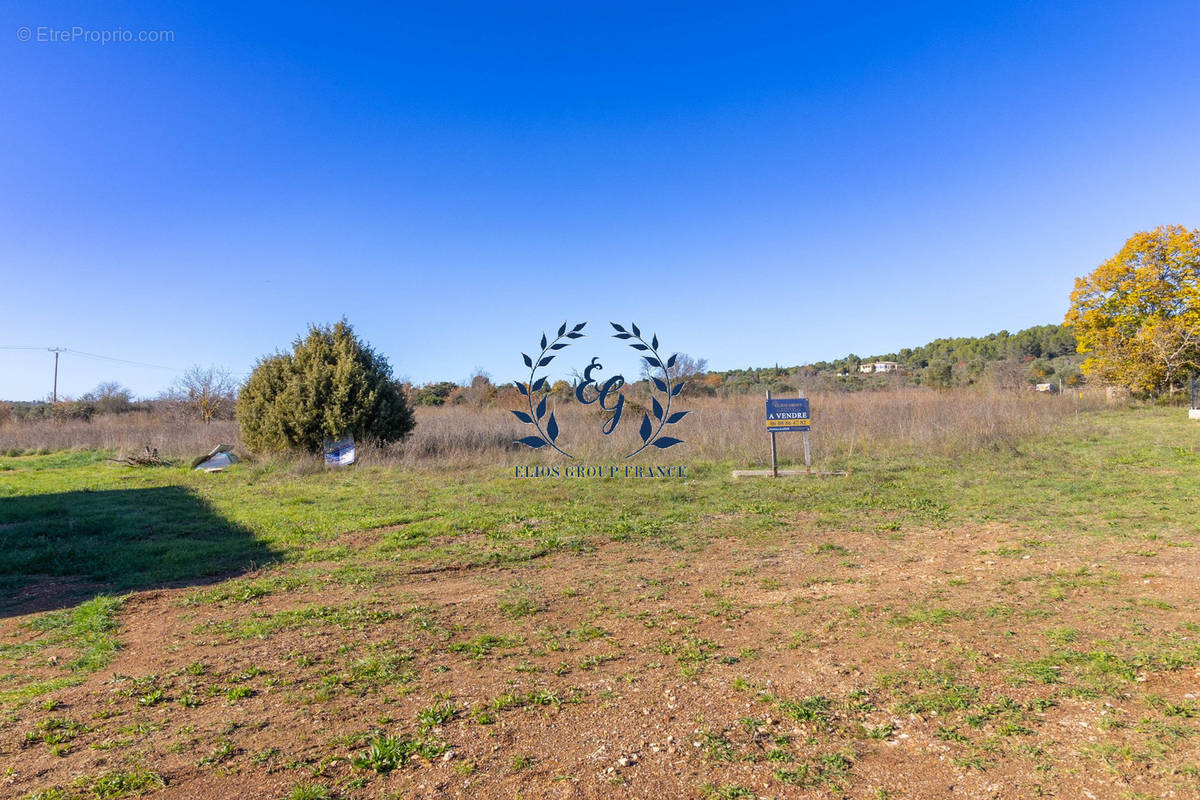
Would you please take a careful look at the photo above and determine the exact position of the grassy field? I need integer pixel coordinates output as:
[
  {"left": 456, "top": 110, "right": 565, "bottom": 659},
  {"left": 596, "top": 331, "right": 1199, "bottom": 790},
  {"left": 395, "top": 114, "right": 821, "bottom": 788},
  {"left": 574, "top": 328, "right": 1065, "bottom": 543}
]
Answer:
[
  {"left": 1, "top": 405, "right": 1198, "bottom": 798},
  {"left": 0, "top": 388, "right": 1105, "bottom": 465}
]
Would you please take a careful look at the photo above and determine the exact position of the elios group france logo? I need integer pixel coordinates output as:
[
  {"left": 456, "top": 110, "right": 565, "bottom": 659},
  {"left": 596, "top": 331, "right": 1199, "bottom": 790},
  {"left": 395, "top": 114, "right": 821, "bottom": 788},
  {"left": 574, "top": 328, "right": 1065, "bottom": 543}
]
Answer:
[{"left": 512, "top": 321, "right": 691, "bottom": 460}]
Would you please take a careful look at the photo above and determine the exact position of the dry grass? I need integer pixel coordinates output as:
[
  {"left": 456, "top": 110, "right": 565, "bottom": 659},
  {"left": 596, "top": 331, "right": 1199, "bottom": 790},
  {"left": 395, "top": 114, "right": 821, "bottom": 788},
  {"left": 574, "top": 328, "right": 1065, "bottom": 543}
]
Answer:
[
  {"left": 0, "top": 388, "right": 1108, "bottom": 468},
  {"left": 361, "top": 389, "right": 1106, "bottom": 467},
  {"left": 0, "top": 413, "right": 239, "bottom": 462}
]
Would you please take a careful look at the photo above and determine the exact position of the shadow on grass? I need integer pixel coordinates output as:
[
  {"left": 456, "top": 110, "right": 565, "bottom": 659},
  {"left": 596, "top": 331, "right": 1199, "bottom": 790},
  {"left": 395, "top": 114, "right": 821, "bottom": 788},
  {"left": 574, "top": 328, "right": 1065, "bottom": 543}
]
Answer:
[{"left": 0, "top": 486, "right": 279, "bottom": 617}]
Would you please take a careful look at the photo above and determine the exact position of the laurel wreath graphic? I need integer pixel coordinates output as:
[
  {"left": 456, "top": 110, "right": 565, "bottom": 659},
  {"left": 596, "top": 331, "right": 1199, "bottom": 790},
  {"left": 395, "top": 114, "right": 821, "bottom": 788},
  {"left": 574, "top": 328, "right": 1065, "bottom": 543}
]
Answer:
[
  {"left": 512, "top": 321, "right": 587, "bottom": 457},
  {"left": 611, "top": 321, "right": 689, "bottom": 457}
]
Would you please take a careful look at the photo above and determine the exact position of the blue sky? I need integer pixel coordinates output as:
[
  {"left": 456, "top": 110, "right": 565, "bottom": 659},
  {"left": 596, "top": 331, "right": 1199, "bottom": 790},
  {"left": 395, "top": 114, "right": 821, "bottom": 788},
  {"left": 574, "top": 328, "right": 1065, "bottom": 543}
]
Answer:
[{"left": 2, "top": 1, "right": 1199, "bottom": 400}]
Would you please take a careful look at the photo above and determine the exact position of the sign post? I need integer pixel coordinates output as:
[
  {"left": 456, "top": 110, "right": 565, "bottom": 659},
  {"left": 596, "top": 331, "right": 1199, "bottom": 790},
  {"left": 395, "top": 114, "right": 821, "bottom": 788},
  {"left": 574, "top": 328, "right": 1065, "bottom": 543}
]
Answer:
[
  {"left": 765, "top": 393, "right": 811, "bottom": 478},
  {"left": 766, "top": 390, "right": 778, "bottom": 477},
  {"left": 734, "top": 393, "right": 842, "bottom": 478},
  {"left": 801, "top": 391, "right": 812, "bottom": 474}
]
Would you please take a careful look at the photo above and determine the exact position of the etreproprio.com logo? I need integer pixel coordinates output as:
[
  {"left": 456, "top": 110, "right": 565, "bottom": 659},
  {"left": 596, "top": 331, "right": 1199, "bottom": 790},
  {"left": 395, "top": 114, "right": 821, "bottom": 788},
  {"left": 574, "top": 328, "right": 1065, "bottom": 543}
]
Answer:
[{"left": 16, "top": 26, "right": 175, "bottom": 44}]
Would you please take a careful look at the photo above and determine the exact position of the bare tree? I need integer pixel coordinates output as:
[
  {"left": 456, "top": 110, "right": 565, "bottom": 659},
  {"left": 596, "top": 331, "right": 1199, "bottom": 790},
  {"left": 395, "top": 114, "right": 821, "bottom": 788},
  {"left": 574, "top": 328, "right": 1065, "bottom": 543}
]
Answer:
[
  {"left": 82, "top": 382, "right": 134, "bottom": 414},
  {"left": 986, "top": 357, "right": 1030, "bottom": 394},
  {"left": 171, "top": 365, "right": 237, "bottom": 423},
  {"left": 455, "top": 370, "right": 496, "bottom": 406},
  {"left": 640, "top": 352, "right": 708, "bottom": 383}
]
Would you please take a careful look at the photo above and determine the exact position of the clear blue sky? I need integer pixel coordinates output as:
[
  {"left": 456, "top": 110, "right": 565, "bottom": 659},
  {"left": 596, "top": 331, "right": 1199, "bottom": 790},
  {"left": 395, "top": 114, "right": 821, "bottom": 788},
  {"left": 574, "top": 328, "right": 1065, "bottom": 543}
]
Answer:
[{"left": 3, "top": 1, "right": 1199, "bottom": 400}]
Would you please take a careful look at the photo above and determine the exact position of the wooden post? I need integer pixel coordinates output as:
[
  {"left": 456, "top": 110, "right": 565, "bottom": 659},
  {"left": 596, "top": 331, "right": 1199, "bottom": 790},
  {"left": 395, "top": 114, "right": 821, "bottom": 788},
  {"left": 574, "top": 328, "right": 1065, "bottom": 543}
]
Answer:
[
  {"left": 767, "top": 388, "right": 778, "bottom": 478},
  {"left": 800, "top": 389, "right": 811, "bottom": 473},
  {"left": 50, "top": 348, "right": 63, "bottom": 403}
]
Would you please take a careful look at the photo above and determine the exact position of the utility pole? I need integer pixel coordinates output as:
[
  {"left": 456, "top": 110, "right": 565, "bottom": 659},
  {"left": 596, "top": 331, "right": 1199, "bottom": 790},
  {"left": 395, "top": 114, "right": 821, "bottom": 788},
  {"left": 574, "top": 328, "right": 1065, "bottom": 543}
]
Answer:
[{"left": 49, "top": 347, "right": 65, "bottom": 402}]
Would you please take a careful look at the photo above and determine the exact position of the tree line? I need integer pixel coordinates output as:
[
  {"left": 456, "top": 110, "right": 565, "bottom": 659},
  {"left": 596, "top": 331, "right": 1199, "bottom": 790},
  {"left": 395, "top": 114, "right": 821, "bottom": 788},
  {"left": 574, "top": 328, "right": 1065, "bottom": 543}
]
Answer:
[{"left": 4, "top": 224, "right": 1194, "bottom": 451}]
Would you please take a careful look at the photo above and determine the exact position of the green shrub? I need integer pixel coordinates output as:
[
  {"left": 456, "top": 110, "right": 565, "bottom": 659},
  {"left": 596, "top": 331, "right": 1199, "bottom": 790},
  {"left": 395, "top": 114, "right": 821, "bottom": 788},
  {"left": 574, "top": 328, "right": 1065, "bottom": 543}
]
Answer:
[
  {"left": 413, "top": 381, "right": 458, "bottom": 406},
  {"left": 237, "top": 320, "right": 415, "bottom": 453}
]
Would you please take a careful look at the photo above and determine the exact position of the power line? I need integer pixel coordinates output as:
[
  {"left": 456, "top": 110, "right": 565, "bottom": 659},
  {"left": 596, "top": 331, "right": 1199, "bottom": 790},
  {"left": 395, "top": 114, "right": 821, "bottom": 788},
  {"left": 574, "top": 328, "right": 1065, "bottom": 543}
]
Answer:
[
  {"left": 0, "top": 346, "right": 178, "bottom": 372},
  {"left": 0, "top": 346, "right": 180, "bottom": 401},
  {"left": 61, "top": 349, "right": 178, "bottom": 371}
]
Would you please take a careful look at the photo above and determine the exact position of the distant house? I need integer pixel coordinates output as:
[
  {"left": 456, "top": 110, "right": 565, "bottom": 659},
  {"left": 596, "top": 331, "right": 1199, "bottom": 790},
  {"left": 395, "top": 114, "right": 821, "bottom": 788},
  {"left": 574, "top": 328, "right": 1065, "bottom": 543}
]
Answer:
[{"left": 859, "top": 361, "right": 900, "bottom": 374}]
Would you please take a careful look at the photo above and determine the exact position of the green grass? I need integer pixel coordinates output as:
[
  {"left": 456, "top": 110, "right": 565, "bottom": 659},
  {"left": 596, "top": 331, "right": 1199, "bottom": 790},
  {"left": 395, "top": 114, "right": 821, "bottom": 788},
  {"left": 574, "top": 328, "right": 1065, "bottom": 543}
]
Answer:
[
  {"left": 200, "top": 603, "right": 405, "bottom": 640},
  {"left": 0, "top": 596, "right": 125, "bottom": 707},
  {"left": 26, "top": 768, "right": 167, "bottom": 799},
  {"left": 2, "top": 409, "right": 1196, "bottom": 592},
  {"left": 3, "top": 406, "right": 1200, "bottom": 794},
  {"left": 448, "top": 633, "right": 523, "bottom": 659},
  {"left": 2, "top": 409, "right": 1197, "bottom": 601},
  {"left": 7, "top": 595, "right": 124, "bottom": 671},
  {"left": 350, "top": 732, "right": 447, "bottom": 773},
  {"left": 415, "top": 699, "right": 458, "bottom": 731},
  {"left": 287, "top": 785, "right": 331, "bottom": 800}
]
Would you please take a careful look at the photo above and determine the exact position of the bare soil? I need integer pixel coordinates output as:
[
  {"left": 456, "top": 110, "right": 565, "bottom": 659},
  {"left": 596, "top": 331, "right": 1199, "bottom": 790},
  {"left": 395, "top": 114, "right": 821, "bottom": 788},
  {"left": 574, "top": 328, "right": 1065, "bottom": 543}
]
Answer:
[{"left": 4, "top": 517, "right": 1199, "bottom": 799}]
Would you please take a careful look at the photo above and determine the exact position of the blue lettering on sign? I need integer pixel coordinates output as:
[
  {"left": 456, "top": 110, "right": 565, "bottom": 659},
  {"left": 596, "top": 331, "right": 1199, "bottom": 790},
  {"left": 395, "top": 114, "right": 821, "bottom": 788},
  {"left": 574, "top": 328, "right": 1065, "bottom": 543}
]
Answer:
[{"left": 765, "top": 398, "right": 811, "bottom": 432}]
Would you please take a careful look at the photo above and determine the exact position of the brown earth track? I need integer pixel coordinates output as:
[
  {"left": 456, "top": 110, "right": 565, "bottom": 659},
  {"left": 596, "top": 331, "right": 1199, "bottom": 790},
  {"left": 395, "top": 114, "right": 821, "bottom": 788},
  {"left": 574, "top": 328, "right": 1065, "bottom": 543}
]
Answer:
[{"left": 3, "top": 520, "right": 1199, "bottom": 799}]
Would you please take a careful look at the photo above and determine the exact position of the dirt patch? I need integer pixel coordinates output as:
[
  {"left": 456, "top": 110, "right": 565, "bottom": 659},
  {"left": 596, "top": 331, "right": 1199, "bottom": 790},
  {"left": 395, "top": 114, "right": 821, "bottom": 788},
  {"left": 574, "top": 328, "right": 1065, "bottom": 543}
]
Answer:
[{"left": 2, "top": 522, "right": 1199, "bottom": 799}]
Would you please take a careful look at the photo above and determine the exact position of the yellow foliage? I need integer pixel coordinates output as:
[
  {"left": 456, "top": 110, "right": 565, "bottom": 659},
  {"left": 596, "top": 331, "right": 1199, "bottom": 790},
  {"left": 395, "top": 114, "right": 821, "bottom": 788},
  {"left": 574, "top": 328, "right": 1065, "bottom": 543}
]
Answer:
[{"left": 1065, "top": 225, "right": 1200, "bottom": 394}]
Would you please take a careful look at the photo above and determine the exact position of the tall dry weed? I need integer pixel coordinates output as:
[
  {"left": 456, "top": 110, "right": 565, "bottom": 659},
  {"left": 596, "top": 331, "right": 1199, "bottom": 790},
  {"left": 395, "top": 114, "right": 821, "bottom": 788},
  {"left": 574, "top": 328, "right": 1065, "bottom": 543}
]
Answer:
[{"left": 0, "top": 388, "right": 1107, "bottom": 469}]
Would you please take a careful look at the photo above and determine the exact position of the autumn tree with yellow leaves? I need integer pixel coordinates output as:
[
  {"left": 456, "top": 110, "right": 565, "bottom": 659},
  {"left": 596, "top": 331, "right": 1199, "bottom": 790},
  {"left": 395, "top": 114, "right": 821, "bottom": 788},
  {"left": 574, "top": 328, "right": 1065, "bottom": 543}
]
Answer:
[{"left": 1066, "top": 225, "right": 1200, "bottom": 395}]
